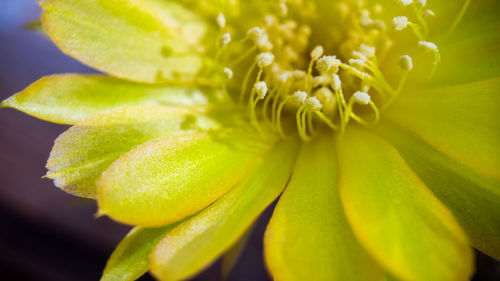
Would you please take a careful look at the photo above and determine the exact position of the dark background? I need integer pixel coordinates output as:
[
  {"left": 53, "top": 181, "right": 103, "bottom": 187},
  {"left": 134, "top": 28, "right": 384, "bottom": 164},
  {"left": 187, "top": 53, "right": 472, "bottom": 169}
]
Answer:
[{"left": 0, "top": 1, "right": 498, "bottom": 281}]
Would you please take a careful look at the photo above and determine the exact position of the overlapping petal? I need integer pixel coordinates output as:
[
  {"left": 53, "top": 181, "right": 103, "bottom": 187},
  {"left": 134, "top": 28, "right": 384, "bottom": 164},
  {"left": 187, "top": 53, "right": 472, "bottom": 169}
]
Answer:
[
  {"left": 41, "top": 0, "right": 210, "bottom": 83},
  {"left": 97, "top": 128, "right": 277, "bottom": 226},
  {"left": 46, "top": 105, "right": 229, "bottom": 198},
  {"left": 264, "top": 136, "right": 383, "bottom": 281},
  {"left": 385, "top": 78, "right": 500, "bottom": 180},
  {"left": 337, "top": 127, "right": 473, "bottom": 281},
  {"left": 149, "top": 139, "right": 298, "bottom": 281},
  {"left": 101, "top": 224, "right": 180, "bottom": 281},
  {"left": 376, "top": 122, "right": 500, "bottom": 259},
  {"left": 1, "top": 74, "right": 215, "bottom": 124}
]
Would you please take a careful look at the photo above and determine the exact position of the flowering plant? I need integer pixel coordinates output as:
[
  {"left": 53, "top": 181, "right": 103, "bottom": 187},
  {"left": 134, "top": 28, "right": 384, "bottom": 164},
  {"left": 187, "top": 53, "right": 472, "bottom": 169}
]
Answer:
[{"left": 2, "top": 0, "right": 500, "bottom": 280}]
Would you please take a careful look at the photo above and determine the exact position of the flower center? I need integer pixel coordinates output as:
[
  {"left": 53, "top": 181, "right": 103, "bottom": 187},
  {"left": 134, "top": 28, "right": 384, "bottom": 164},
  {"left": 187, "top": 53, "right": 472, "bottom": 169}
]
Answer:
[{"left": 214, "top": 0, "right": 441, "bottom": 141}]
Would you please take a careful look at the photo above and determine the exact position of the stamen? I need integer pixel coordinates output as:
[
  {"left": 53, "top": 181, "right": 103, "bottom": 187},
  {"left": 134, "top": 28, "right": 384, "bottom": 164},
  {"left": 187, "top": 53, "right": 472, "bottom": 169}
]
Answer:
[
  {"left": 219, "top": 32, "right": 231, "bottom": 47},
  {"left": 306, "top": 45, "right": 324, "bottom": 92},
  {"left": 254, "top": 81, "right": 268, "bottom": 100},
  {"left": 316, "top": 56, "right": 341, "bottom": 74},
  {"left": 353, "top": 91, "right": 371, "bottom": 105},
  {"left": 392, "top": 16, "right": 409, "bottom": 31},
  {"left": 217, "top": 12, "right": 226, "bottom": 28},
  {"left": 418, "top": 41, "right": 441, "bottom": 78},
  {"left": 256, "top": 52, "right": 275, "bottom": 68},
  {"left": 399, "top": 55, "right": 414, "bottom": 71},
  {"left": 398, "top": 0, "right": 414, "bottom": 6},
  {"left": 415, "top": 0, "right": 427, "bottom": 7},
  {"left": 223, "top": 68, "right": 233, "bottom": 79}
]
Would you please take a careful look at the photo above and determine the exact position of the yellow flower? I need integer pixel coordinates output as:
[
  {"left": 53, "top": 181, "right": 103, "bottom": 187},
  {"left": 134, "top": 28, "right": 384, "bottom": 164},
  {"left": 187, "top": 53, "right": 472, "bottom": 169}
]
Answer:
[{"left": 2, "top": 0, "right": 500, "bottom": 280}]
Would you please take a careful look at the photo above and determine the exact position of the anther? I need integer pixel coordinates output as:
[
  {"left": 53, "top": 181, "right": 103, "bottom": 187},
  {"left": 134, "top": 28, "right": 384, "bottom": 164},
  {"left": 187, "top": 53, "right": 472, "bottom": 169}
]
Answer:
[
  {"left": 398, "top": 0, "right": 413, "bottom": 6},
  {"left": 399, "top": 55, "right": 413, "bottom": 71},
  {"left": 311, "top": 45, "right": 324, "bottom": 61},
  {"left": 415, "top": 0, "right": 427, "bottom": 7},
  {"left": 359, "top": 44, "right": 376, "bottom": 58},
  {"left": 219, "top": 32, "right": 231, "bottom": 47},
  {"left": 256, "top": 52, "right": 275, "bottom": 68},
  {"left": 316, "top": 56, "right": 341, "bottom": 74},
  {"left": 305, "top": 97, "right": 323, "bottom": 111},
  {"left": 217, "top": 12, "right": 226, "bottom": 28},
  {"left": 224, "top": 68, "right": 233, "bottom": 79},
  {"left": 278, "top": 0, "right": 288, "bottom": 17},
  {"left": 353, "top": 91, "right": 371, "bottom": 105},
  {"left": 292, "top": 91, "right": 307, "bottom": 105},
  {"left": 418, "top": 41, "right": 438, "bottom": 52},
  {"left": 332, "top": 74, "right": 342, "bottom": 91},
  {"left": 392, "top": 16, "right": 409, "bottom": 31},
  {"left": 254, "top": 82, "right": 268, "bottom": 99},
  {"left": 349, "top": 59, "right": 366, "bottom": 68}
]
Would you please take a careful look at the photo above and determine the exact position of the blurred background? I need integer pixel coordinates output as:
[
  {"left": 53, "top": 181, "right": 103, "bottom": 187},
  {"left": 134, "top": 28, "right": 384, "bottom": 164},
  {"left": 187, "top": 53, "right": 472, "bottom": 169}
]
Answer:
[{"left": 0, "top": 1, "right": 498, "bottom": 281}]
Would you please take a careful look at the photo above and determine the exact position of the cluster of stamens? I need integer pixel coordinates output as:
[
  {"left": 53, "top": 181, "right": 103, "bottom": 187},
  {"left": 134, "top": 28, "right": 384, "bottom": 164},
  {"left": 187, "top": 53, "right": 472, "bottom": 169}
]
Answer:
[{"left": 213, "top": 0, "right": 442, "bottom": 141}]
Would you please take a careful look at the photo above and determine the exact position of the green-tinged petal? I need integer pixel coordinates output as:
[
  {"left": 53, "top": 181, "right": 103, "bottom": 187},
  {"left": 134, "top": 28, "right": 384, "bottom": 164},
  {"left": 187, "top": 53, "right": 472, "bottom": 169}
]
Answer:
[
  {"left": 264, "top": 136, "right": 383, "bottom": 281},
  {"left": 385, "top": 78, "right": 500, "bottom": 180},
  {"left": 101, "top": 224, "right": 179, "bottom": 281},
  {"left": 376, "top": 122, "right": 500, "bottom": 259},
  {"left": 434, "top": 0, "right": 500, "bottom": 85},
  {"left": 150, "top": 139, "right": 298, "bottom": 281},
  {"left": 40, "top": 0, "right": 209, "bottom": 83},
  {"left": 221, "top": 225, "right": 253, "bottom": 280},
  {"left": 98, "top": 128, "right": 277, "bottom": 226},
  {"left": 1, "top": 74, "right": 215, "bottom": 124},
  {"left": 46, "top": 105, "right": 228, "bottom": 198},
  {"left": 337, "top": 127, "right": 474, "bottom": 281}
]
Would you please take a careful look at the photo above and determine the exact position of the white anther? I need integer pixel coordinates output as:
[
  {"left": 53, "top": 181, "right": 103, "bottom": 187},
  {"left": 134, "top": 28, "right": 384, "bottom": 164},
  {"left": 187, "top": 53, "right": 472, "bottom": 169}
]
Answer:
[
  {"left": 223, "top": 67, "right": 233, "bottom": 79},
  {"left": 392, "top": 16, "right": 409, "bottom": 31},
  {"left": 264, "top": 15, "right": 277, "bottom": 26},
  {"left": 292, "top": 70, "right": 307, "bottom": 79},
  {"left": 374, "top": 4, "right": 383, "bottom": 14},
  {"left": 360, "top": 16, "right": 373, "bottom": 27},
  {"left": 349, "top": 59, "right": 366, "bottom": 68},
  {"left": 278, "top": 0, "right": 288, "bottom": 17},
  {"left": 254, "top": 81, "right": 268, "bottom": 99},
  {"left": 399, "top": 55, "right": 413, "bottom": 71},
  {"left": 416, "top": 0, "right": 426, "bottom": 7},
  {"left": 305, "top": 97, "right": 323, "bottom": 111},
  {"left": 277, "top": 72, "right": 290, "bottom": 83},
  {"left": 292, "top": 91, "right": 308, "bottom": 104},
  {"left": 311, "top": 45, "right": 324, "bottom": 61},
  {"left": 398, "top": 0, "right": 413, "bottom": 6},
  {"left": 418, "top": 41, "right": 439, "bottom": 52},
  {"left": 256, "top": 52, "right": 275, "bottom": 68},
  {"left": 316, "top": 56, "right": 341, "bottom": 74},
  {"left": 352, "top": 51, "right": 367, "bottom": 61},
  {"left": 360, "top": 44, "right": 376, "bottom": 58},
  {"left": 248, "top": 27, "right": 264, "bottom": 40},
  {"left": 423, "top": 10, "right": 435, "bottom": 17},
  {"left": 332, "top": 74, "right": 342, "bottom": 91},
  {"left": 219, "top": 32, "right": 231, "bottom": 47},
  {"left": 217, "top": 12, "right": 226, "bottom": 28},
  {"left": 353, "top": 91, "right": 371, "bottom": 105}
]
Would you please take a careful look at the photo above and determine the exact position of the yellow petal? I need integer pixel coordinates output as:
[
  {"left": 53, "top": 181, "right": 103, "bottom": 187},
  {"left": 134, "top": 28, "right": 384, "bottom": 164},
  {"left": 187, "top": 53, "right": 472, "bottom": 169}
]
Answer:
[
  {"left": 376, "top": 122, "right": 500, "bottom": 259},
  {"left": 385, "top": 78, "right": 500, "bottom": 180},
  {"left": 337, "top": 127, "right": 474, "bottom": 281},
  {"left": 150, "top": 139, "right": 298, "bottom": 281},
  {"left": 1, "top": 74, "right": 213, "bottom": 124},
  {"left": 101, "top": 224, "right": 179, "bottom": 281},
  {"left": 265, "top": 136, "right": 384, "bottom": 281},
  {"left": 46, "top": 105, "right": 222, "bottom": 198},
  {"left": 40, "top": 0, "right": 209, "bottom": 83},
  {"left": 97, "top": 128, "right": 276, "bottom": 226}
]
